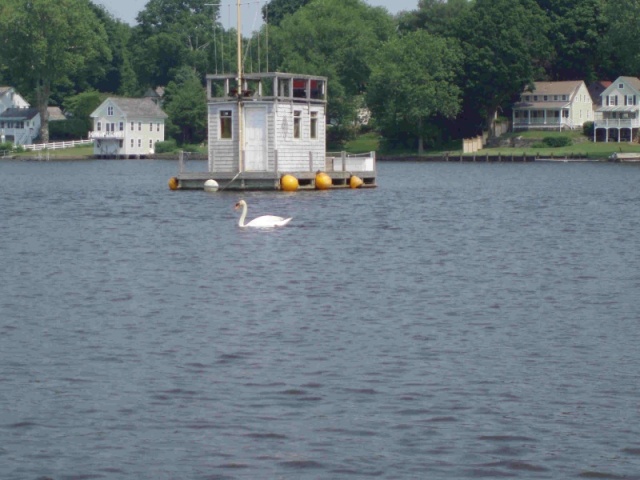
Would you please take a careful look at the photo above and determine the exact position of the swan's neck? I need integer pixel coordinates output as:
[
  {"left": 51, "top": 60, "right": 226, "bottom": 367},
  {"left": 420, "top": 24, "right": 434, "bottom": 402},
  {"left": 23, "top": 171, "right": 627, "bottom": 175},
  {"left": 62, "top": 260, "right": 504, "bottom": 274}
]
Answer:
[{"left": 238, "top": 202, "right": 248, "bottom": 227}]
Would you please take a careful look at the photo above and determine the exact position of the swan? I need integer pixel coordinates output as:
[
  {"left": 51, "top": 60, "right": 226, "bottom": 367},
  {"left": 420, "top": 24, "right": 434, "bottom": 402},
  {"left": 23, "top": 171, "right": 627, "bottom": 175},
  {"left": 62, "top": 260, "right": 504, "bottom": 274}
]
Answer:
[{"left": 234, "top": 199, "right": 292, "bottom": 228}]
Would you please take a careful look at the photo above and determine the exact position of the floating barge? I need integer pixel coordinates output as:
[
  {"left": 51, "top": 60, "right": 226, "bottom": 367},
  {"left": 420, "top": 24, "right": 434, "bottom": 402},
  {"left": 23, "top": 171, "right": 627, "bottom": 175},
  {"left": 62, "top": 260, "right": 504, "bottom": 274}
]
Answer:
[{"left": 172, "top": 70, "right": 376, "bottom": 191}]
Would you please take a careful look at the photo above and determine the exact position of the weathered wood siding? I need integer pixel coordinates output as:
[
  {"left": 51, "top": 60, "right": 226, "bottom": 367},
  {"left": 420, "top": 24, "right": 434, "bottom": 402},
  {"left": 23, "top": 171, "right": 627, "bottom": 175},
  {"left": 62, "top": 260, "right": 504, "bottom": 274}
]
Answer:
[
  {"left": 208, "top": 102, "right": 239, "bottom": 172},
  {"left": 273, "top": 103, "right": 325, "bottom": 172}
]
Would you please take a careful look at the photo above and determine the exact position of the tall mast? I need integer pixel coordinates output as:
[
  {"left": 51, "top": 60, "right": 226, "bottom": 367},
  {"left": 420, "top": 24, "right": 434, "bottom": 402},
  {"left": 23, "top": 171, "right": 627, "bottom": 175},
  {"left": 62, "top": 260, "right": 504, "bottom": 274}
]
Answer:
[
  {"left": 236, "top": 0, "right": 242, "bottom": 87},
  {"left": 236, "top": 0, "right": 244, "bottom": 172}
]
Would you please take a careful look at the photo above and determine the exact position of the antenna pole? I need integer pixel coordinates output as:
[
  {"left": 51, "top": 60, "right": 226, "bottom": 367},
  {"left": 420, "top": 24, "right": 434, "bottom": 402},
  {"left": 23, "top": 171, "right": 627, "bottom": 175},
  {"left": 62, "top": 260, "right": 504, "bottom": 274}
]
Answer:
[{"left": 236, "top": 0, "right": 244, "bottom": 172}]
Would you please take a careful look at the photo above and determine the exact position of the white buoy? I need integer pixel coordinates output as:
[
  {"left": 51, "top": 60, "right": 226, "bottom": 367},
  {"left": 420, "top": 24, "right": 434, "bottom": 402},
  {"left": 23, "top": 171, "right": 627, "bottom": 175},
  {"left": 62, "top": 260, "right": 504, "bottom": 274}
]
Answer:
[{"left": 204, "top": 179, "right": 219, "bottom": 192}]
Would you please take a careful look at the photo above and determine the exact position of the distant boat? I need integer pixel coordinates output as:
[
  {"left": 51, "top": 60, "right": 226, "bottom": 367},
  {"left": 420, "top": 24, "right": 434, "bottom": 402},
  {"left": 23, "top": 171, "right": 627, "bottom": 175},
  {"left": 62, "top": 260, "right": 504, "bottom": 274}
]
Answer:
[{"left": 608, "top": 152, "right": 640, "bottom": 162}]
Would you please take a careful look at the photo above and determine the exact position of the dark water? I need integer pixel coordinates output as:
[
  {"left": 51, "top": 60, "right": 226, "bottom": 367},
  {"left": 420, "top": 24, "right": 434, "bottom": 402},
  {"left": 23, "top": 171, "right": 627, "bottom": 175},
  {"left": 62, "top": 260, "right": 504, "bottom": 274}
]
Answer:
[{"left": 2, "top": 159, "right": 640, "bottom": 480}]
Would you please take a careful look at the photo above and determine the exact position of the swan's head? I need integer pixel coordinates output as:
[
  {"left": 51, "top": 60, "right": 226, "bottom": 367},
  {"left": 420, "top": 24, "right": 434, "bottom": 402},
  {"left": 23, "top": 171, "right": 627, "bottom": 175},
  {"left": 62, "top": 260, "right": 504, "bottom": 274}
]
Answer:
[{"left": 234, "top": 199, "right": 246, "bottom": 210}]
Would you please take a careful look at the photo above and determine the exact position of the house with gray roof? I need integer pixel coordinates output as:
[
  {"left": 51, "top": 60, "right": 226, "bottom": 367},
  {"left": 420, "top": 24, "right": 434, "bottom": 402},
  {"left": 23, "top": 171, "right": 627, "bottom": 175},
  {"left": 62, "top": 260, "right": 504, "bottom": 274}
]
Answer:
[
  {"left": 512, "top": 81, "right": 593, "bottom": 131},
  {"left": 0, "top": 86, "right": 40, "bottom": 145},
  {"left": 593, "top": 76, "right": 640, "bottom": 142},
  {"left": 89, "top": 97, "right": 168, "bottom": 157}
]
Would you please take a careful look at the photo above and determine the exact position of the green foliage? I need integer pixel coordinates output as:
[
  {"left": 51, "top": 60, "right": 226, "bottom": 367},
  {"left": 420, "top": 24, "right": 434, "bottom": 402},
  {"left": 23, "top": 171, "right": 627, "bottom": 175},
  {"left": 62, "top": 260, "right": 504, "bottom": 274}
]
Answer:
[
  {"left": 270, "top": 0, "right": 394, "bottom": 128},
  {"left": 130, "top": 0, "right": 221, "bottom": 87},
  {"left": 48, "top": 118, "right": 89, "bottom": 141},
  {"left": 367, "top": 30, "right": 463, "bottom": 153},
  {"left": 63, "top": 91, "right": 107, "bottom": 130},
  {"left": 155, "top": 140, "right": 178, "bottom": 153},
  {"left": 458, "top": 0, "right": 553, "bottom": 131},
  {"left": 583, "top": 121, "right": 595, "bottom": 137},
  {"left": 0, "top": 0, "right": 111, "bottom": 142},
  {"left": 0, "top": 141, "right": 14, "bottom": 151},
  {"left": 262, "top": 0, "right": 312, "bottom": 26},
  {"left": 541, "top": 136, "right": 572, "bottom": 147},
  {"left": 162, "top": 67, "right": 207, "bottom": 145}
]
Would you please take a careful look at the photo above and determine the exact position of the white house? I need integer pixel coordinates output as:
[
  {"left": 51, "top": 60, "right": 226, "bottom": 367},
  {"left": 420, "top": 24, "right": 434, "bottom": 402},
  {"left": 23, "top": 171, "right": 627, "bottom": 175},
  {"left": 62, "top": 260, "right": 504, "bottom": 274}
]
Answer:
[
  {"left": 512, "top": 81, "right": 593, "bottom": 131},
  {"left": 205, "top": 72, "right": 327, "bottom": 173},
  {"left": 593, "top": 76, "right": 640, "bottom": 142},
  {"left": 89, "top": 97, "right": 168, "bottom": 157},
  {"left": 0, "top": 86, "right": 41, "bottom": 145}
]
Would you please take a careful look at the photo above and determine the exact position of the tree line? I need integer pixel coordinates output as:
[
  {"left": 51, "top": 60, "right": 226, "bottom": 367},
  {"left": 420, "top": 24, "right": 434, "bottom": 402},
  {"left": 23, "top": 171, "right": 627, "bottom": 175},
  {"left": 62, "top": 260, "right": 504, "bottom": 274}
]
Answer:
[{"left": 0, "top": 0, "right": 638, "bottom": 151}]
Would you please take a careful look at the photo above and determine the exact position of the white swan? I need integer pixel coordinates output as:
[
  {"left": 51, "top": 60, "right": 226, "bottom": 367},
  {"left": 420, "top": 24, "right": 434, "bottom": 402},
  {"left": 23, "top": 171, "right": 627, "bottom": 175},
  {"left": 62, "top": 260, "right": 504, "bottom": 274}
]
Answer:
[{"left": 234, "top": 200, "right": 292, "bottom": 228}]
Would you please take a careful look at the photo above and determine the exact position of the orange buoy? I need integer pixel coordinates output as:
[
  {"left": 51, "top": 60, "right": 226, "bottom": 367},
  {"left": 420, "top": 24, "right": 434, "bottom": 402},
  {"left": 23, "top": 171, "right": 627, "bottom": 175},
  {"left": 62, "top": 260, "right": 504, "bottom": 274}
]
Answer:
[
  {"left": 349, "top": 175, "right": 364, "bottom": 189},
  {"left": 168, "top": 177, "right": 179, "bottom": 190},
  {"left": 315, "top": 171, "right": 332, "bottom": 190},
  {"left": 280, "top": 174, "right": 299, "bottom": 191}
]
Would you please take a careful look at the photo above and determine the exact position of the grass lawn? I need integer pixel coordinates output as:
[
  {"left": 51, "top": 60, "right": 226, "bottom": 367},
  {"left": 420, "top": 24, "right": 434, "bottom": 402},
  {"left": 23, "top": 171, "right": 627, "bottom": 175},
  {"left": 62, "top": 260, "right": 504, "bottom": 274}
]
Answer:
[{"left": 346, "top": 129, "right": 640, "bottom": 160}]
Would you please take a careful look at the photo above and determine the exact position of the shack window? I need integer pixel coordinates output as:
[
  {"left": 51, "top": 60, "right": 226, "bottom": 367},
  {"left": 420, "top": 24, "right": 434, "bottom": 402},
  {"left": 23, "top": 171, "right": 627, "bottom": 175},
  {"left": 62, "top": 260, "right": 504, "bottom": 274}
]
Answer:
[
  {"left": 310, "top": 111, "right": 318, "bottom": 139},
  {"left": 293, "top": 110, "right": 301, "bottom": 139},
  {"left": 220, "top": 110, "right": 232, "bottom": 139},
  {"left": 107, "top": 106, "right": 114, "bottom": 116}
]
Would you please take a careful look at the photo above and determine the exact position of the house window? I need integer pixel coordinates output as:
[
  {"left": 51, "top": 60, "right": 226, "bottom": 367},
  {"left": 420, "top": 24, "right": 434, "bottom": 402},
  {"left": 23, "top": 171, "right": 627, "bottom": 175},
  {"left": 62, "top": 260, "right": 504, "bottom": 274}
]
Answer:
[
  {"left": 138, "top": 139, "right": 141, "bottom": 147},
  {"left": 220, "top": 110, "right": 232, "bottom": 139},
  {"left": 138, "top": 122, "right": 142, "bottom": 131},
  {"left": 562, "top": 95, "right": 567, "bottom": 101},
  {"left": 533, "top": 95, "right": 538, "bottom": 101},
  {"left": 149, "top": 122, "right": 153, "bottom": 131},
  {"left": 554, "top": 95, "right": 558, "bottom": 101},
  {"left": 619, "top": 83, "right": 624, "bottom": 89},
  {"left": 543, "top": 95, "right": 548, "bottom": 101},
  {"left": 97, "top": 122, "right": 101, "bottom": 131},
  {"left": 149, "top": 139, "right": 153, "bottom": 149},
  {"left": 293, "top": 110, "right": 302, "bottom": 139},
  {"left": 119, "top": 122, "right": 124, "bottom": 131},
  {"left": 119, "top": 140, "right": 123, "bottom": 148},
  {"left": 131, "top": 139, "right": 134, "bottom": 147},
  {"left": 131, "top": 122, "right": 134, "bottom": 130},
  {"left": 157, "top": 123, "right": 160, "bottom": 132},
  {"left": 107, "top": 106, "right": 114, "bottom": 116},
  {"left": 310, "top": 111, "right": 318, "bottom": 139}
]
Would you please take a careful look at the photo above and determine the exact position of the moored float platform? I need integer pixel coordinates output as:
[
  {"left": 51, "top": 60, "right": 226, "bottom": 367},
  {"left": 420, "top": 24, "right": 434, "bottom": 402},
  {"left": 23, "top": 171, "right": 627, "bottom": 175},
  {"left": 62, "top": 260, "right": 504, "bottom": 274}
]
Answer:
[
  {"left": 171, "top": 150, "right": 377, "bottom": 191},
  {"left": 174, "top": 169, "right": 376, "bottom": 191}
]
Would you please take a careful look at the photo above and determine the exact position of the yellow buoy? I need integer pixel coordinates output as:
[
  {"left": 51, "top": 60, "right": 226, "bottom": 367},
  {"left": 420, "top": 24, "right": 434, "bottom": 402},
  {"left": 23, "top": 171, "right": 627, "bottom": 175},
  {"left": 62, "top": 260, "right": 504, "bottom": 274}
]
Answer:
[
  {"left": 315, "top": 171, "right": 332, "bottom": 190},
  {"left": 168, "top": 177, "right": 179, "bottom": 190},
  {"left": 349, "top": 175, "right": 364, "bottom": 189},
  {"left": 280, "top": 174, "right": 299, "bottom": 191}
]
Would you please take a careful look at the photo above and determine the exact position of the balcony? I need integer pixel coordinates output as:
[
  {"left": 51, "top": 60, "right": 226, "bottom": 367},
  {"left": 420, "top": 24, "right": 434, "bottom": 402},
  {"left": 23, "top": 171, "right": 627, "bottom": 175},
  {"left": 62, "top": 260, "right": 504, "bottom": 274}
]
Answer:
[
  {"left": 89, "top": 130, "right": 124, "bottom": 139},
  {"left": 593, "top": 118, "right": 640, "bottom": 129}
]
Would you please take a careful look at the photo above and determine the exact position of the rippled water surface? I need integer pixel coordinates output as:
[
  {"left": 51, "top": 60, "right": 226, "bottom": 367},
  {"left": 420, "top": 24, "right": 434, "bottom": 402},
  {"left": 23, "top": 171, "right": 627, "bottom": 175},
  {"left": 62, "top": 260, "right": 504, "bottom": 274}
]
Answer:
[{"left": 2, "top": 159, "right": 640, "bottom": 479}]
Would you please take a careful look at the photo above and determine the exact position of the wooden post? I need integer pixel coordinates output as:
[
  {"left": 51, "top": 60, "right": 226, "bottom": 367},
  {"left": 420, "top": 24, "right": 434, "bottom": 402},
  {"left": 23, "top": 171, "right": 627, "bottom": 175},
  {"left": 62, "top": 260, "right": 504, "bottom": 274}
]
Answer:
[
  {"left": 309, "top": 151, "right": 313, "bottom": 171},
  {"left": 178, "top": 150, "right": 184, "bottom": 173}
]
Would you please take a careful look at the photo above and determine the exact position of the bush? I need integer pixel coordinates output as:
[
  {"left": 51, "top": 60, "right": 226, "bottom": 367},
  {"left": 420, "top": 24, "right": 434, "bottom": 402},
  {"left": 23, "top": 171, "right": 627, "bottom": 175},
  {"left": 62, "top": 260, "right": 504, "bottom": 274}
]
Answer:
[
  {"left": 542, "top": 136, "right": 572, "bottom": 148},
  {"left": 49, "top": 119, "right": 90, "bottom": 140},
  {"left": 583, "top": 121, "right": 594, "bottom": 137},
  {"left": 0, "top": 141, "right": 14, "bottom": 151},
  {"left": 155, "top": 140, "right": 177, "bottom": 153}
]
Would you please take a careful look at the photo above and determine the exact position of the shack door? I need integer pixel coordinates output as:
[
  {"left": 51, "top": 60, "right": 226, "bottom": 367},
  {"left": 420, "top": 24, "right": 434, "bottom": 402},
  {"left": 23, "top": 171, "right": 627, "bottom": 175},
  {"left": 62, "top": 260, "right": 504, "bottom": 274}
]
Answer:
[{"left": 243, "top": 107, "right": 268, "bottom": 171}]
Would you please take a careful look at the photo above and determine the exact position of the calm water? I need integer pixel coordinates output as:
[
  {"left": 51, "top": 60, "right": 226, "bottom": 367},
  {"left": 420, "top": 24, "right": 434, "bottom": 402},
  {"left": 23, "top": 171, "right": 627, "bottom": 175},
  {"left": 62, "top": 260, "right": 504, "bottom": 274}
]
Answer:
[{"left": 1, "top": 159, "right": 640, "bottom": 480}]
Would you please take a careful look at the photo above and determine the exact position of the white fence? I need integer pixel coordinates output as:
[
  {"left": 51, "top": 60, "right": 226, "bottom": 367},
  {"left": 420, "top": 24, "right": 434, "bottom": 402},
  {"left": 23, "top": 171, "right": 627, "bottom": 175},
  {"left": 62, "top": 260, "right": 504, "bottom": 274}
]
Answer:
[{"left": 21, "top": 139, "right": 93, "bottom": 151}]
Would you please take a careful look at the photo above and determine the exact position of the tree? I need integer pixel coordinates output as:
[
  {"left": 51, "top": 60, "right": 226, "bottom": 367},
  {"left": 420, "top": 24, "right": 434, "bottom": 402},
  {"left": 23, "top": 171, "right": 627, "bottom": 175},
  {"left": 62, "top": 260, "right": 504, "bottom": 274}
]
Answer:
[
  {"left": 89, "top": 4, "right": 139, "bottom": 96},
  {"left": 536, "top": 0, "right": 608, "bottom": 82},
  {"left": 270, "top": 0, "right": 395, "bottom": 133},
  {"left": 398, "top": 0, "right": 470, "bottom": 37},
  {"left": 162, "top": 67, "right": 207, "bottom": 145},
  {"left": 0, "top": 0, "right": 111, "bottom": 143},
  {"left": 130, "top": 0, "right": 221, "bottom": 88},
  {"left": 63, "top": 91, "right": 107, "bottom": 132},
  {"left": 367, "top": 31, "right": 463, "bottom": 154},
  {"left": 600, "top": 0, "right": 640, "bottom": 77},
  {"left": 262, "top": 0, "right": 312, "bottom": 27},
  {"left": 456, "top": 0, "right": 553, "bottom": 135}
]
